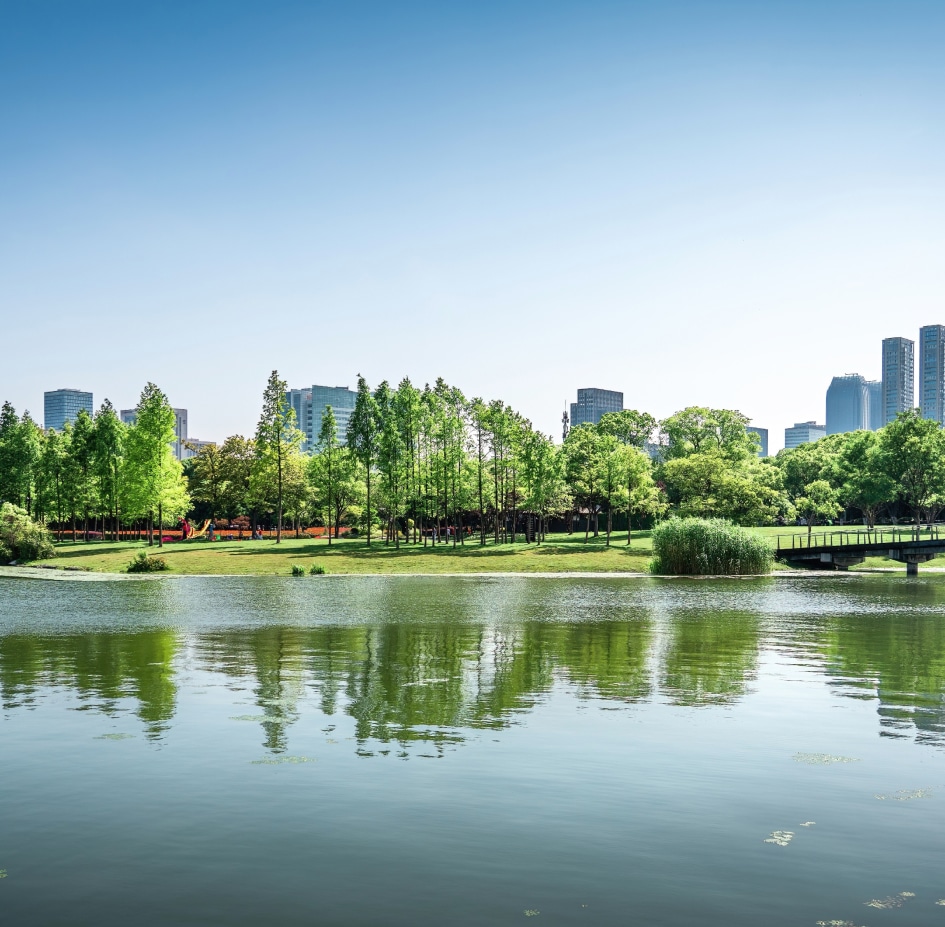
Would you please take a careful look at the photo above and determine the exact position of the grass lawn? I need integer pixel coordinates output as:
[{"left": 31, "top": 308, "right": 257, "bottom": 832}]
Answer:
[
  {"left": 35, "top": 531, "right": 658, "bottom": 575},
  {"left": 23, "top": 526, "right": 920, "bottom": 576}
]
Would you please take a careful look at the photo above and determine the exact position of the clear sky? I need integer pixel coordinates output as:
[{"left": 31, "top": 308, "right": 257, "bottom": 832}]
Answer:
[{"left": 2, "top": 1, "right": 943, "bottom": 451}]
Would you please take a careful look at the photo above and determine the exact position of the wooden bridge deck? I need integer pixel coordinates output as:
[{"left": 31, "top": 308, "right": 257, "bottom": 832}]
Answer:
[{"left": 775, "top": 527, "right": 945, "bottom": 574}]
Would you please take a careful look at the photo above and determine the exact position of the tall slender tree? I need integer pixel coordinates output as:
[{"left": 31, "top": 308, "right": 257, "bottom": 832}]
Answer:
[
  {"left": 347, "top": 375, "right": 380, "bottom": 546},
  {"left": 94, "top": 400, "right": 125, "bottom": 540},
  {"left": 124, "top": 383, "right": 189, "bottom": 547},
  {"left": 254, "top": 371, "right": 303, "bottom": 543}
]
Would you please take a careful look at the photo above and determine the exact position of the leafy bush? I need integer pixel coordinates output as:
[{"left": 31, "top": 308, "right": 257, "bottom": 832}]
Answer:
[
  {"left": 0, "top": 503, "right": 55, "bottom": 562},
  {"left": 346, "top": 527, "right": 359, "bottom": 538},
  {"left": 127, "top": 552, "right": 169, "bottom": 573},
  {"left": 650, "top": 517, "right": 773, "bottom": 575},
  {"left": 291, "top": 565, "right": 305, "bottom": 576},
  {"left": 309, "top": 564, "right": 326, "bottom": 575}
]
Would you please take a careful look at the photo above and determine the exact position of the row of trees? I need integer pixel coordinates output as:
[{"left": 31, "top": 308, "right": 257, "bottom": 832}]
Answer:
[
  {"left": 648, "top": 405, "right": 945, "bottom": 538},
  {"left": 196, "top": 374, "right": 663, "bottom": 547},
  {"left": 3, "top": 373, "right": 944, "bottom": 547},
  {"left": 0, "top": 384, "right": 188, "bottom": 545}
]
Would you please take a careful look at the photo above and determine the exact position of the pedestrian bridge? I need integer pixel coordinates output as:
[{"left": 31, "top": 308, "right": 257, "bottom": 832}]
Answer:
[{"left": 775, "top": 527, "right": 945, "bottom": 575}]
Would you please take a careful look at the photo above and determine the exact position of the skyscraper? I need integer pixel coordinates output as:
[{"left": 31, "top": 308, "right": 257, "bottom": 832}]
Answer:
[
  {"left": 746, "top": 426, "right": 768, "bottom": 457},
  {"left": 784, "top": 421, "right": 826, "bottom": 449},
  {"left": 120, "top": 407, "right": 189, "bottom": 460},
  {"left": 919, "top": 324, "right": 945, "bottom": 424},
  {"left": 44, "top": 389, "right": 93, "bottom": 431},
  {"left": 866, "top": 380, "right": 883, "bottom": 431},
  {"left": 569, "top": 388, "right": 623, "bottom": 428},
  {"left": 882, "top": 337, "right": 914, "bottom": 424},
  {"left": 286, "top": 388, "right": 313, "bottom": 450},
  {"left": 825, "top": 374, "right": 869, "bottom": 434}
]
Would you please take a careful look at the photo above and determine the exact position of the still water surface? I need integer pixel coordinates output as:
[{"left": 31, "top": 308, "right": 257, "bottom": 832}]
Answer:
[{"left": 2, "top": 574, "right": 945, "bottom": 926}]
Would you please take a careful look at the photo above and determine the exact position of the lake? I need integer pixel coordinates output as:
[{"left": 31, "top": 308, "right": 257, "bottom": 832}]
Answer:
[{"left": 2, "top": 573, "right": 944, "bottom": 926}]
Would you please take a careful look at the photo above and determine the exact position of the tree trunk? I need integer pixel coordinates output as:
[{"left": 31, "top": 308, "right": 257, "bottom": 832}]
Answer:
[
  {"left": 606, "top": 507, "right": 612, "bottom": 547},
  {"left": 148, "top": 511, "right": 154, "bottom": 546},
  {"left": 276, "top": 446, "right": 283, "bottom": 544},
  {"left": 158, "top": 502, "right": 163, "bottom": 547}
]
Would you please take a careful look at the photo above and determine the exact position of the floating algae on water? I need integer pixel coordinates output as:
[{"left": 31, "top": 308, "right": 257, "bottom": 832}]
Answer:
[
  {"left": 95, "top": 733, "right": 135, "bottom": 741},
  {"left": 523, "top": 911, "right": 540, "bottom": 917},
  {"left": 865, "top": 892, "right": 915, "bottom": 909},
  {"left": 794, "top": 753, "right": 860, "bottom": 766},
  {"left": 251, "top": 755, "right": 316, "bottom": 765},
  {"left": 874, "top": 788, "right": 932, "bottom": 801},
  {"left": 936, "top": 899, "right": 945, "bottom": 905},
  {"left": 0, "top": 869, "right": 6, "bottom": 879},
  {"left": 764, "top": 830, "right": 794, "bottom": 846},
  {"left": 229, "top": 715, "right": 268, "bottom": 722},
  {"left": 815, "top": 921, "right": 862, "bottom": 926},
  {"left": 800, "top": 821, "right": 816, "bottom": 827}
]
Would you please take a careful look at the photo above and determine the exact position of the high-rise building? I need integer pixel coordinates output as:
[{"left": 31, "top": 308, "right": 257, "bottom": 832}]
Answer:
[
  {"left": 746, "top": 426, "right": 768, "bottom": 457},
  {"left": 784, "top": 421, "right": 826, "bottom": 450},
  {"left": 919, "top": 324, "right": 945, "bottom": 424},
  {"left": 569, "top": 388, "right": 623, "bottom": 428},
  {"left": 120, "top": 407, "right": 189, "bottom": 460},
  {"left": 882, "top": 336, "right": 914, "bottom": 424},
  {"left": 286, "top": 388, "right": 313, "bottom": 450},
  {"left": 825, "top": 374, "right": 870, "bottom": 435},
  {"left": 866, "top": 380, "right": 883, "bottom": 431},
  {"left": 44, "top": 389, "right": 93, "bottom": 431}
]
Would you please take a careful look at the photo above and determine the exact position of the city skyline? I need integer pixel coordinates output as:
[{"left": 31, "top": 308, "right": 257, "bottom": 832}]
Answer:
[
  {"left": 17, "top": 321, "right": 945, "bottom": 456},
  {"left": 2, "top": 2, "right": 944, "bottom": 453}
]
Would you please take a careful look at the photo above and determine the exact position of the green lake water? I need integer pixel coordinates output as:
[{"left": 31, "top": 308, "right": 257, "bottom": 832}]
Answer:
[{"left": 2, "top": 573, "right": 945, "bottom": 926}]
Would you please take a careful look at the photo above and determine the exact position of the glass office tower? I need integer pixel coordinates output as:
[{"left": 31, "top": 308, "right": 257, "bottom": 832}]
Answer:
[
  {"left": 825, "top": 374, "right": 869, "bottom": 434},
  {"left": 569, "top": 388, "right": 623, "bottom": 428},
  {"left": 882, "top": 337, "right": 914, "bottom": 424},
  {"left": 44, "top": 389, "right": 93, "bottom": 431},
  {"left": 919, "top": 324, "right": 945, "bottom": 424}
]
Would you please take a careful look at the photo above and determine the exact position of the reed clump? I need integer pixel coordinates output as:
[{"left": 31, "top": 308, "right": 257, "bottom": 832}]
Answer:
[{"left": 650, "top": 518, "right": 773, "bottom": 575}]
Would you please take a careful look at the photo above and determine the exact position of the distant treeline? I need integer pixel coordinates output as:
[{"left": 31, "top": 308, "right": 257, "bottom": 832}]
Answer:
[{"left": 1, "top": 372, "right": 942, "bottom": 547}]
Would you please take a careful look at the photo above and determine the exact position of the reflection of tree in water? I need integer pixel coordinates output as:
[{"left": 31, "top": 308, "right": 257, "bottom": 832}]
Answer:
[
  {"left": 0, "top": 631, "right": 178, "bottom": 739},
  {"left": 192, "top": 616, "right": 654, "bottom": 756},
  {"left": 821, "top": 613, "right": 945, "bottom": 746},
  {"left": 659, "top": 611, "right": 761, "bottom": 706}
]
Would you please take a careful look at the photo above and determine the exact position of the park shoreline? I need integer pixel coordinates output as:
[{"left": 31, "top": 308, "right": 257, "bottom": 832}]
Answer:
[{"left": 0, "top": 564, "right": 926, "bottom": 582}]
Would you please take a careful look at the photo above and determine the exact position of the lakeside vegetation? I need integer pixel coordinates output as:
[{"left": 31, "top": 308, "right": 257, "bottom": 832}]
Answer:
[
  {"left": 6, "top": 527, "right": 920, "bottom": 576},
  {"left": 3, "top": 372, "right": 945, "bottom": 574}
]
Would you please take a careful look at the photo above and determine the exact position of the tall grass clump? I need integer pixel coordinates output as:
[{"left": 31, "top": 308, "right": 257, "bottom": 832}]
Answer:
[{"left": 650, "top": 518, "right": 773, "bottom": 575}]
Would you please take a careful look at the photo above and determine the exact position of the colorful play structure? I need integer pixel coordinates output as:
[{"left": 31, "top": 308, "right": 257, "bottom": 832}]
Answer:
[{"left": 182, "top": 519, "right": 211, "bottom": 539}]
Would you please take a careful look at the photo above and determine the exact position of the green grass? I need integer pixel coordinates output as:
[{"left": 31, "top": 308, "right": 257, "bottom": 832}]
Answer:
[
  {"left": 22, "top": 525, "right": 927, "bottom": 575},
  {"left": 31, "top": 532, "right": 658, "bottom": 575}
]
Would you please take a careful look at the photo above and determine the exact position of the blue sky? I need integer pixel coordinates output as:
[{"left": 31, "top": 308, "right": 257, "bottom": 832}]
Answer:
[{"left": 2, "top": 1, "right": 943, "bottom": 449}]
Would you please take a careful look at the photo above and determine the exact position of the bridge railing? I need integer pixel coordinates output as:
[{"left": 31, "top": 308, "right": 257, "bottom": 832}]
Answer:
[{"left": 775, "top": 525, "right": 942, "bottom": 551}]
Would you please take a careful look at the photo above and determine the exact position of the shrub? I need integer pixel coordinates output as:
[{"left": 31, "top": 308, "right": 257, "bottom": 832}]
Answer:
[
  {"left": 0, "top": 503, "right": 55, "bottom": 562},
  {"left": 309, "top": 564, "right": 326, "bottom": 575},
  {"left": 650, "top": 517, "right": 773, "bottom": 576},
  {"left": 346, "top": 527, "right": 360, "bottom": 538},
  {"left": 290, "top": 565, "right": 305, "bottom": 576},
  {"left": 127, "top": 552, "right": 169, "bottom": 573}
]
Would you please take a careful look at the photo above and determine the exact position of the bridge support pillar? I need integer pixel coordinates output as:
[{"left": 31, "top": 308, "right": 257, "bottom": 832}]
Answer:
[{"left": 891, "top": 552, "right": 936, "bottom": 575}]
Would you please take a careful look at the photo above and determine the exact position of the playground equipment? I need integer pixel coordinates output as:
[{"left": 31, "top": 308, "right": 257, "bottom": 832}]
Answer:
[{"left": 185, "top": 520, "right": 211, "bottom": 539}]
